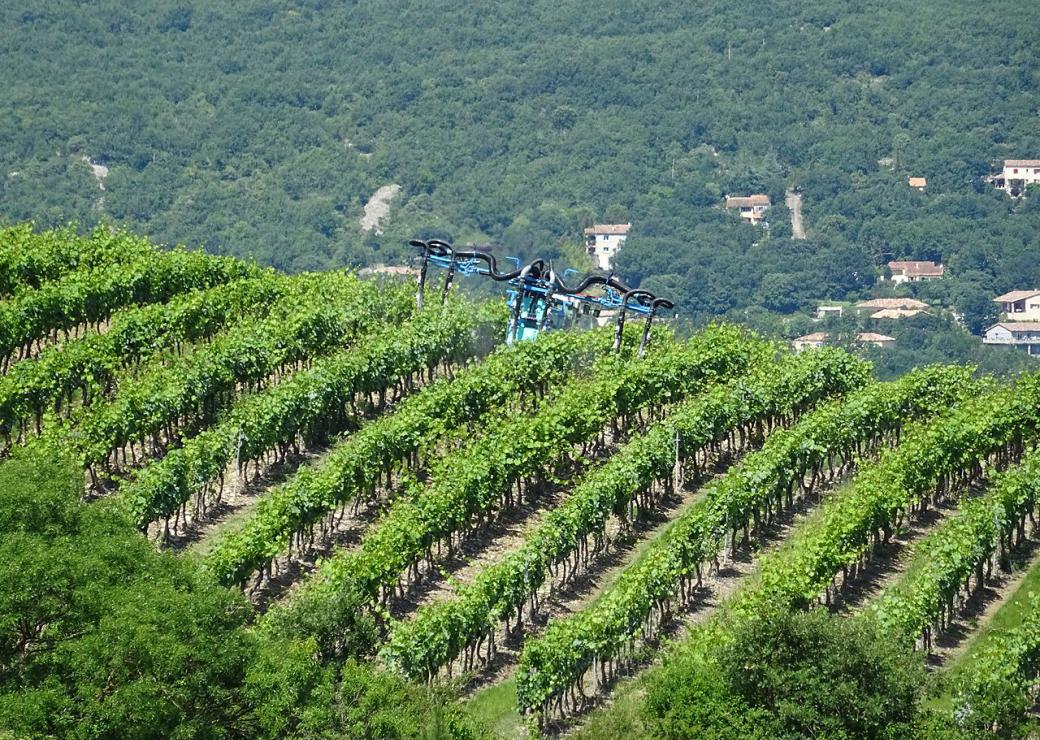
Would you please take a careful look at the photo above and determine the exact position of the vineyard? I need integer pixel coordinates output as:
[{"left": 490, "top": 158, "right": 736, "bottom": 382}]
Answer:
[{"left": 3, "top": 225, "right": 1040, "bottom": 739}]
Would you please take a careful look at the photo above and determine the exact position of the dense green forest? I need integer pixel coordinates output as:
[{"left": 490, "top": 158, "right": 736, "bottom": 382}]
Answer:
[{"left": 3, "top": 0, "right": 1040, "bottom": 337}]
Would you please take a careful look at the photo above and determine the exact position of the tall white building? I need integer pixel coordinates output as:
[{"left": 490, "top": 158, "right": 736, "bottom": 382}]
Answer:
[{"left": 583, "top": 223, "right": 630, "bottom": 270}]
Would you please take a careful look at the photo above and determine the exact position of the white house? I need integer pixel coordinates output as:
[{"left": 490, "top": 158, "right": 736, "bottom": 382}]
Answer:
[
  {"left": 725, "top": 195, "right": 771, "bottom": 224},
  {"left": 988, "top": 160, "right": 1040, "bottom": 196},
  {"left": 994, "top": 290, "right": 1040, "bottom": 322},
  {"left": 983, "top": 322, "right": 1040, "bottom": 355},
  {"left": 815, "top": 305, "right": 844, "bottom": 320},
  {"left": 584, "top": 223, "right": 630, "bottom": 270},
  {"left": 887, "top": 261, "right": 944, "bottom": 283}
]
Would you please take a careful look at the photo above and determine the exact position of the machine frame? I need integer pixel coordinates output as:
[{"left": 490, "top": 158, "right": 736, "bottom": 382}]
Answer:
[{"left": 410, "top": 239, "right": 674, "bottom": 356}]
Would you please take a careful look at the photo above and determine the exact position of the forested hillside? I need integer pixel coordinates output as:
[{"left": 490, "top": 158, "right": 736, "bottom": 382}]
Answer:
[{"left": 3, "top": 0, "right": 1040, "bottom": 328}]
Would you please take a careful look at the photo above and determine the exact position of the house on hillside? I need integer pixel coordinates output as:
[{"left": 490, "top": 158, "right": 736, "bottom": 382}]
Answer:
[
  {"left": 856, "top": 297, "right": 929, "bottom": 313},
  {"left": 858, "top": 332, "right": 897, "bottom": 347},
  {"left": 359, "top": 264, "right": 420, "bottom": 279},
  {"left": 987, "top": 160, "right": 1040, "bottom": 196},
  {"left": 792, "top": 332, "right": 895, "bottom": 351},
  {"left": 886, "top": 261, "right": 944, "bottom": 283},
  {"left": 908, "top": 176, "right": 927, "bottom": 190},
  {"left": 871, "top": 308, "right": 925, "bottom": 320},
  {"left": 792, "top": 332, "right": 828, "bottom": 351},
  {"left": 983, "top": 322, "right": 1040, "bottom": 355},
  {"left": 815, "top": 305, "right": 844, "bottom": 320},
  {"left": 584, "top": 223, "right": 630, "bottom": 270},
  {"left": 994, "top": 290, "right": 1040, "bottom": 321},
  {"left": 724, "top": 194, "right": 771, "bottom": 224}
]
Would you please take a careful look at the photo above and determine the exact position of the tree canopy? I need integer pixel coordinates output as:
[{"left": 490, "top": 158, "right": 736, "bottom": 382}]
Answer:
[{"left": 2, "top": 0, "right": 1039, "bottom": 331}]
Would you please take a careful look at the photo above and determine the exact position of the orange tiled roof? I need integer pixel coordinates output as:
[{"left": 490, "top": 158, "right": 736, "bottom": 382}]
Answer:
[
  {"left": 583, "top": 223, "right": 631, "bottom": 236},
  {"left": 888, "top": 260, "right": 944, "bottom": 277},
  {"left": 870, "top": 309, "right": 924, "bottom": 319},
  {"left": 725, "top": 194, "right": 771, "bottom": 208},
  {"left": 794, "top": 332, "right": 827, "bottom": 342},
  {"left": 992, "top": 322, "right": 1040, "bottom": 332},
  {"left": 994, "top": 290, "right": 1040, "bottom": 303},
  {"left": 856, "top": 298, "right": 929, "bottom": 310}
]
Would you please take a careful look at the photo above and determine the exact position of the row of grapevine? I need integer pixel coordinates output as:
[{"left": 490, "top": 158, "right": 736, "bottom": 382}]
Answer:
[
  {"left": 514, "top": 365, "right": 974, "bottom": 720},
  {"left": 0, "top": 224, "right": 155, "bottom": 297},
  {"left": 869, "top": 447, "right": 1040, "bottom": 649},
  {"left": 121, "top": 302, "right": 499, "bottom": 534},
  {"left": 382, "top": 348, "right": 870, "bottom": 681},
  {"left": 0, "top": 243, "right": 256, "bottom": 369},
  {"left": 262, "top": 326, "right": 767, "bottom": 656},
  {"left": 739, "top": 373, "right": 1040, "bottom": 621},
  {"left": 73, "top": 274, "right": 414, "bottom": 477},
  {"left": 206, "top": 327, "right": 623, "bottom": 589},
  {"left": 953, "top": 595, "right": 1040, "bottom": 734},
  {"left": 0, "top": 274, "right": 288, "bottom": 445}
]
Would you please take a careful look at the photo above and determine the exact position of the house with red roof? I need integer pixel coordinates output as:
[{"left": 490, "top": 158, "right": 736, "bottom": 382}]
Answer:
[{"left": 886, "top": 261, "right": 944, "bottom": 283}]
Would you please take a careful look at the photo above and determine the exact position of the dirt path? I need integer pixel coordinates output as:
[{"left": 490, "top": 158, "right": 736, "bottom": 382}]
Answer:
[
  {"left": 178, "top": 446, "right": 329, "bottom": 556},
  {"left": 832, "top": 500, "right": 960, "bottom": 613},
  {"left": 786, "top": 188, "right": 806, "bottom": 239},
  {"left": 454, "top": 443, "right": 773, "bottom": 696},
  {"left": 393, "top": 482, "right": 570, "bottom": 618}
]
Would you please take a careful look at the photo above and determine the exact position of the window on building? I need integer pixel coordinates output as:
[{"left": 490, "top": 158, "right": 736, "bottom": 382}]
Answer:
[{"left": 1014, "top": 168, "right": 1020, "bottom": 174}]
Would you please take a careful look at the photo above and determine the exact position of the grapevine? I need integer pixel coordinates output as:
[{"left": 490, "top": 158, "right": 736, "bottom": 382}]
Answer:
[
  {"left": 263, "top": 326, "right": 767, "bottom": 657},
  {"left": 383, "top": 348, "right": 869, "bottom": 681},
  {"left": 121, "top": 302, "right": 498, "bottom": 534},
  {"left": 206, "top": 326, "right": 623, "bottom": 588},
  {"left": 73, "top": 273, "right": 413, "bottom": 480},
  {"left": 514, "top": 365, "right": 974, "bottom": 720}
]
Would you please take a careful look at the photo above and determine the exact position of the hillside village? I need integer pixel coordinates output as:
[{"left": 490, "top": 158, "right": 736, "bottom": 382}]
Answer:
[{"left": 584, "top": 158, "right": 1039, "bottom": 367}]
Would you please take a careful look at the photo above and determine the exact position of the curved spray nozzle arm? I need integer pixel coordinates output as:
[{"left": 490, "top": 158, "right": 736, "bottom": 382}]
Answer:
[
  {"left": 613, "top": 289, "right": 656, "bottom": 353},
  {"left": 553, "top": 271, "right": 634, "bottom": 297},
  {"left": 638, "top": 297, "right": 675, "bottom": 358}
]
